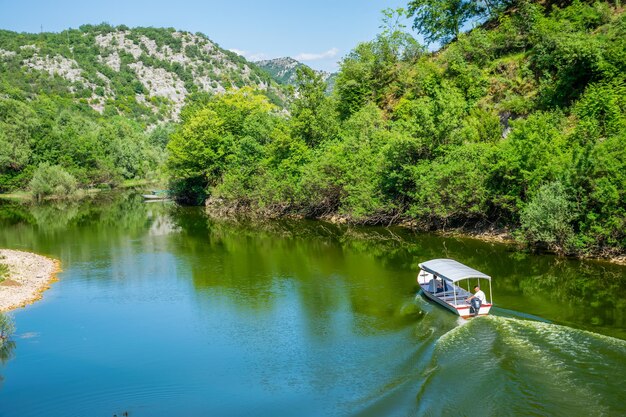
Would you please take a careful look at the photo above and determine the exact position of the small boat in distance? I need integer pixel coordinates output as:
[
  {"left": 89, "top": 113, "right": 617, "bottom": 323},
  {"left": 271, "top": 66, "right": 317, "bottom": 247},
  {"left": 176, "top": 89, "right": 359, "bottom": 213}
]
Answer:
[
  {"left": 417, "top": 258, "right": 493, "bottom": 318},
  {"left": 142, "top": 190, "right": 171, "bottom": 201}
]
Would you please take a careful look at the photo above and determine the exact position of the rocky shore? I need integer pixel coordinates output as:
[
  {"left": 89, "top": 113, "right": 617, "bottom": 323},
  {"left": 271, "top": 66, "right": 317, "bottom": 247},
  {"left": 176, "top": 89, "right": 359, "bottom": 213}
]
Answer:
[{"left": 0, "top": 249, "right": 60, "bottom": 312}]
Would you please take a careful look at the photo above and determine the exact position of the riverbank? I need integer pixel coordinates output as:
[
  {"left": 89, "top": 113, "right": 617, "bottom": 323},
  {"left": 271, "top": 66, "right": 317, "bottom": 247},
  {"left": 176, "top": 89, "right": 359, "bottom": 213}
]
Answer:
[
  {"left": 0, "top": 179, "right": 164, "bottom": 202},
  {"left": 204, "top": 200, "right": 626, "bottom": 266},
  {"left": 0, "top": 249, "right": 60, "bottom": 312}
]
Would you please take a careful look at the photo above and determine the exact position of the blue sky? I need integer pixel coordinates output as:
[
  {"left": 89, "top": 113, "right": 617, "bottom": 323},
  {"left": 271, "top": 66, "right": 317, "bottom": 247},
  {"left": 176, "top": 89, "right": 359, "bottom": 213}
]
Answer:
[{"left": 0, "top": 0, "right": 413, "bottom": 72}]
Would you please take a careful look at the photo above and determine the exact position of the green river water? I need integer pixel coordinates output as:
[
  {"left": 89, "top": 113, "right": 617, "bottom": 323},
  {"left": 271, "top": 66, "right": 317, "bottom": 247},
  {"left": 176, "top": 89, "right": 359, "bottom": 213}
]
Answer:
[{"left": 0, "top": 193, "right": 624, "bottom": 416}]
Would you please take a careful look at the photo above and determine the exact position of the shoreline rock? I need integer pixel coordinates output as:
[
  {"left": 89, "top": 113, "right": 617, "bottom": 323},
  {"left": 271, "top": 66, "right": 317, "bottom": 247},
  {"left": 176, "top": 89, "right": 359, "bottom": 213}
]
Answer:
[{"left": 0, "top": 249, "right": 60, "bottom": 312}]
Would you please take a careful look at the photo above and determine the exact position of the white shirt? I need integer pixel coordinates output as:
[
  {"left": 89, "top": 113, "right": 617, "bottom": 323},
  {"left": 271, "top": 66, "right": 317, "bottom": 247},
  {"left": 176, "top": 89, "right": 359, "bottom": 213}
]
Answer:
[{"left": 475, "top": 290, "right": 486, "bottom": 303}]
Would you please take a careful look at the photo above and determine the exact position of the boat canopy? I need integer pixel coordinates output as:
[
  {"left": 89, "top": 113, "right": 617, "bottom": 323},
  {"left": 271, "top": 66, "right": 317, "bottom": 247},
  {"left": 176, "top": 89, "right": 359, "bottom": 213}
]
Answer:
[{"left": 418, "top": 258, "right": 491, "bottom": 283}]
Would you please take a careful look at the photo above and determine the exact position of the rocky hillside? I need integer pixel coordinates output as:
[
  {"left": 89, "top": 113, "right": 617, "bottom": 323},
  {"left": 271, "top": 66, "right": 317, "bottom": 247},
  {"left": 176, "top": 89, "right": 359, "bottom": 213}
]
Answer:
[
  {"left": 0, "top": 24, "right": 286, "bottom": 123},
  {"left": 255, "top": 57, "right": 335, "bottom": 90}
]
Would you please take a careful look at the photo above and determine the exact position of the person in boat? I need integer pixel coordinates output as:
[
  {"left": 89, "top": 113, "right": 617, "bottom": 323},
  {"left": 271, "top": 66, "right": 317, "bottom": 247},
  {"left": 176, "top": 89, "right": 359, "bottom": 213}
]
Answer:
[
  {"left": 429, "top": 275, "right": 445, "bottom": 293},
  {"left": 466, "top": 285, "right": 486, "bottom": 315}
]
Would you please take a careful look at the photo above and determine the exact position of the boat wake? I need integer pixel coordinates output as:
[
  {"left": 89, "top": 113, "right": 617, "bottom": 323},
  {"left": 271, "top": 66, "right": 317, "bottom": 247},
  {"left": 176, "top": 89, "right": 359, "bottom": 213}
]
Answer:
[
  {"left": 349, "top": 301, "right": 626, "bottom": 417},
  {"left": 414, "top": 315, "right": 626, "bottom": 416}
]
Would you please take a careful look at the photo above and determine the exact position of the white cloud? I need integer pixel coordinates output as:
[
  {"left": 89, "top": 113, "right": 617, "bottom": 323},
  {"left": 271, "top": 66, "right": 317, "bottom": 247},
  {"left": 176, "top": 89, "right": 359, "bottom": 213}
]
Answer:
[
  {"left": 247, "top": 52, "right": 270, "bottom": 61},
  {"left": 228, "top": 48, "right": 269, "bottom": 62},
  {"left": 295, "top": 47, "right": 339, "bottom": 62},
  {"left": 229, "top": 48, "right": 247, "bottom": 56}
]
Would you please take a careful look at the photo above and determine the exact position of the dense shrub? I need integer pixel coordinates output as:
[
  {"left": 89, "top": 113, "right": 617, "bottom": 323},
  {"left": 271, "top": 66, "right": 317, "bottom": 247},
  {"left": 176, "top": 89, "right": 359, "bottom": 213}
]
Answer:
[
  {"left": 519, "top": 181, "right": 576, "bottom": 254},
  {"left": 29, "top": 163, "right": 77, "bottom": 200},
  {"left": 409, "top": 143, "right": 494, "bottom": 227},
  {"left": 488, "top": 111, "right": 569, "bottom": 216}
]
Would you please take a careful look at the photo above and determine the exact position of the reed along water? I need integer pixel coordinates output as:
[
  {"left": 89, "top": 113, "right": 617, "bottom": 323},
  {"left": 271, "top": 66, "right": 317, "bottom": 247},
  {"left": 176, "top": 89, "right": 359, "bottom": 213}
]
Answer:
[{"left": 0, "top": 193, "right": 624, "bottom": 416}]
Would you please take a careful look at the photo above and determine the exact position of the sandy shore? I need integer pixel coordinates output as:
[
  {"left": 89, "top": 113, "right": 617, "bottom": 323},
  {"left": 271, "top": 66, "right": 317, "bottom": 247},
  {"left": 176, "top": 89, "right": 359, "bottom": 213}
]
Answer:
[{"left": 0, "top": 249, "right": 60, "bottom": 312}]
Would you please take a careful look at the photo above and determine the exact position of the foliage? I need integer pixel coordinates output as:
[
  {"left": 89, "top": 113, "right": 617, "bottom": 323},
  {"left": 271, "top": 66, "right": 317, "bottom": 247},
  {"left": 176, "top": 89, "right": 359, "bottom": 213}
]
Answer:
[
  {"left": 290, "top": 67, "right": 339, "bottom": 147},
  {"left": 0, "top": 24, "right": 291, "bottom": 194},
  {"left": 334, "top": 8, "right": 423, "bottom": 119},
  {"left": 518, "top": 181, "right": 576, "bottom": 254},
  {"left": 408, "top": 143, "right": 494, "bottom": 227},
  {"left": 0, "top": 98, "right": 38, "bottom": 172},
  {"left": 165, "top": 2, "right": 626, "bottom": 258},
  {"left": 488, "top": 111, "right": 569, "bottom": 216},
  {"left": 4, "top": 2, "right": 624, "bottom": 258},
  {"left": 166, "top": 88, "right": 281, "bottom": 204},
  {"left": 0, "top": 93, "right": 162, "bottom": 192},
  {"left": 530, "top": 1, "right": 623, "bottom": 108},
  {"left": 29, "top": 163, "right": 78, "bottom": 200},
  {"left": 407, "top": 0, "right": 512, "bottom": 45},
  {"left": 0, "top": 313, "right": 15, "bottom": 345}
]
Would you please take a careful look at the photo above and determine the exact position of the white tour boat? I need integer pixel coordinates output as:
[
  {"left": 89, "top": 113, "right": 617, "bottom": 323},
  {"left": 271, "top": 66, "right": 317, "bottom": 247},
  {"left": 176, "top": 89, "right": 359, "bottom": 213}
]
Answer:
[
  {"left": 417, "top": 258, "right": 493, "bottom": 318},
  {"left": 142, "top": 190, "right": 171, "bottom": 201}
]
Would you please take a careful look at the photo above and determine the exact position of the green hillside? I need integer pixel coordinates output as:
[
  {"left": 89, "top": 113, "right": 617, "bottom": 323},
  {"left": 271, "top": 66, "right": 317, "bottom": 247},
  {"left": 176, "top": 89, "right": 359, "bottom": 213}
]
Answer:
[
  {"left": 0, "top": 24, "right": 286, "bottom": 191},
  {"left": 255, "top": 56, "right": 336, "bottom": 91},
  {"left": 167, "top": 1, "right": 626, "bottom": 258},
  {"left": 1, "top": 1, "right": 624, "bottom": 259}
]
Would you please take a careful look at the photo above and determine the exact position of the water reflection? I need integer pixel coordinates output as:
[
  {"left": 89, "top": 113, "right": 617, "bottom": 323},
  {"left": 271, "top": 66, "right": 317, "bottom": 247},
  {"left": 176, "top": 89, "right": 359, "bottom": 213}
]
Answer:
[
  {"left": 0, "top": 328, "right": 16, "bottom": 385},
  {"left": 0, "top": 193, "right": 625, "bottom": 416},
  {"left": 0, "top": 340, "right": 15, "bottom": 365},
  {"left": 166, "top": 210, "right": 422, "bottom": 334},
  {"left": 1, "top": 194, "right": 624, "bottom": 339},
  {"left": 165, "top": 207, "right": 626, "bottom": 339}
]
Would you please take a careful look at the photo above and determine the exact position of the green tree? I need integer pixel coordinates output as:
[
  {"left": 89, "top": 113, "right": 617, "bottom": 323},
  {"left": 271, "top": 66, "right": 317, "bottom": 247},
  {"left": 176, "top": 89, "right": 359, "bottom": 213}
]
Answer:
[
  {"left": 392, "top": 80, "right": 467, "bottom": 150},
  {"left": 167, "top": 107, "right": 228, "bottom": 203},
  {"left": 296, "top": 105, "right": 388, "bottom": 217},
  {"left": 488, "top": 111, "right": 569, "bottom": 217},
  {"left": 334, "top": 8, "right": 422, "bottom": 119},
  {"left": 290, "top": 67, "right": 339, "bottom": 147},
  {"left": 334, "top": 44, "right": 374, "bottom": 119},
  {"left": 167, "top": 88, "right": 277, "bottom": 203},
  {"left": 256, "top": 126, "right": 310, "bottom": 211},
  {"left": 29, "top": 163, "right": 77, "bottom": 200},
  {"left": 99, "top": 117, "right": 158, "bottom": 181},
  {"left": 0, "top": 98, "right": 38, "bottom": 172},
  {"left": 519, "top": 181, "right": 576, "bottom": 254},
  {"left": 408, "top": 0, "right": 511, "bottom": 45},
  {"left": 408, "top": 0, "right": 483, "bottom": 45},
  {"left": 409, "top": 143, "right": 494, "bottom": 226}
]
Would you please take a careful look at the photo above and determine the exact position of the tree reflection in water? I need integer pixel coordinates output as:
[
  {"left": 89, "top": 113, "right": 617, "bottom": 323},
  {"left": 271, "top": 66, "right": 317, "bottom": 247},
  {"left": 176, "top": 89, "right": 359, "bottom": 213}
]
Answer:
[
  {"left": 0, "top": 313, "right": 16, "bottom": 384},
  {"left": 166, "top": 207, "right": 626, "bottom": 339},
  {"left": 0, "top": 192, "right": 624, "bottom": 339}
]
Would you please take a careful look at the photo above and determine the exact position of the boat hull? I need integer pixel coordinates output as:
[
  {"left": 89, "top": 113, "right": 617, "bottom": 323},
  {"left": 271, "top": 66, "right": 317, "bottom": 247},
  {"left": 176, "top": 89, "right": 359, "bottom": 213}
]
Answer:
[
  {"left": 142, "top": 194, "right": 170, "bottom": 201},
  {"left": 419, "top": 284, "right": 492, "bottom": 318}
]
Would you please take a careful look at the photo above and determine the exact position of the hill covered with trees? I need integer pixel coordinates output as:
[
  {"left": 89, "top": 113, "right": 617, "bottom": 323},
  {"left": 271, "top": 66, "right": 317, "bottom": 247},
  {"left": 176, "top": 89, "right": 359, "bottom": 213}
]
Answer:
[
  {"left": 167, "top": 0, "right": 626, "bottom": 258},
  {"left": 0, "top": 24, "right": 285, "bottom": 192},
  {"left": 255, "top": 56, "right": 336, "bottom": 91}
]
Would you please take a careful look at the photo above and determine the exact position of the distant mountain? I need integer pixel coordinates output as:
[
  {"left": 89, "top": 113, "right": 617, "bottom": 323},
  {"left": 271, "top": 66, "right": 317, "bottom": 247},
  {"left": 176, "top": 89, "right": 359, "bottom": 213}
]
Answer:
[
  {"left": 255, "top": 57, "right": 335, "bottom": 91},
  {"left": 0, "top": 24, "right": 287, "bottom": 123}
]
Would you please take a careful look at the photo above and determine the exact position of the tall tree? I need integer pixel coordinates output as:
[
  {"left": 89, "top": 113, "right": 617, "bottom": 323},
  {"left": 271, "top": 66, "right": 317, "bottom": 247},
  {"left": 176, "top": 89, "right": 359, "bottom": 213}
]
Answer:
[
  {"left": 0, "top": 98, "right": 37, "bottom": 172},
  {"left": 334, "top": 8, "right": 422, "bottom": 119},
  {"left": 291, "top": 67, "right": 338, "bottom": 147},
  {"left": 166, "top": 88, "right": 276, "bottom": 203},
  {"left": 407, "top": 0, "right": 511, "bottom": 45}
]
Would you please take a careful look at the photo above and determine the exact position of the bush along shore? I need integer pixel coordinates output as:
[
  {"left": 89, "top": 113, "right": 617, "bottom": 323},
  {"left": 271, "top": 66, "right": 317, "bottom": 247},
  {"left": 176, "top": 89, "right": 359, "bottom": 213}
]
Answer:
[
  {"left": 0, "top": 249, "right": 60, "bottom": 312},
  {"left": 168, "top": 2, "right": 626, "bottom": 261}
]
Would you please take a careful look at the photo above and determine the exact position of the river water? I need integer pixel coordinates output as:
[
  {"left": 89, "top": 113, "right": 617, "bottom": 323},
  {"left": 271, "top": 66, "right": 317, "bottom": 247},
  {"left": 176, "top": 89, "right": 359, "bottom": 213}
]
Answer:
[{"left": 0, "top": 193, "right": 624, "bottom": 416}]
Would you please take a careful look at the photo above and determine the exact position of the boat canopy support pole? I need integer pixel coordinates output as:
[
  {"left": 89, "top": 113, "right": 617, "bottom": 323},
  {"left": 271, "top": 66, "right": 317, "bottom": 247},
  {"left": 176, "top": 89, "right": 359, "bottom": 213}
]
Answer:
[
  {"left": 489, "top": 279, "right": 493, "bottom": 305},
  {"left": 454, "top": 280, "right": 457, "bottom": 306}
]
